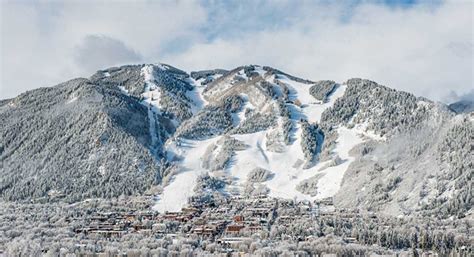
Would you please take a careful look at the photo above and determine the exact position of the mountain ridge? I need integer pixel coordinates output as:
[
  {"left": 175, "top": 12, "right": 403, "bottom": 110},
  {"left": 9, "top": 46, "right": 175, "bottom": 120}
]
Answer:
[{"left": 0, "top": 63, "right": 471, "bottom": 218}]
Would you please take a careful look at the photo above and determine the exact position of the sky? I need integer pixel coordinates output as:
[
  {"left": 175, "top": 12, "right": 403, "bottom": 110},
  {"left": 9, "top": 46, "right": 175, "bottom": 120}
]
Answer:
[{"left": 0, "top": 0, "right": 472, "bottom": 103}]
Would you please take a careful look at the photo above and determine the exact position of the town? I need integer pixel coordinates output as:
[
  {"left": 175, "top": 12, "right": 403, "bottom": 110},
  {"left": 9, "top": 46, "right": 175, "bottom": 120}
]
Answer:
[
  {"left": 71, "top": 195, "right": 336, "bottom": 243},
  {"left": 54, "top": 193, "right": 471, "bottom": 256}
]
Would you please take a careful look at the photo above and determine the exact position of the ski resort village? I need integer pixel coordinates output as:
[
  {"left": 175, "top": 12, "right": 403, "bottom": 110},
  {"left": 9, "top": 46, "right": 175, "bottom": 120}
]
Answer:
[
  {"left": 2, "top": 191, "right": 471, "bottom": 256},
  {"left": 1, "top": 63, "right": 472, "bottom": 256}
]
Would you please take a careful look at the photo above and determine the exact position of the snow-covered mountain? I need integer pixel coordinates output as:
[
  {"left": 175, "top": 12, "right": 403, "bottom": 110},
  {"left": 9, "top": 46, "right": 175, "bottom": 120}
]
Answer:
[
  {"left": 1, "top": 63, "right": 471, "bottom": 218},
  {"left": 449, "top": 99, "right": 474, "bottom": 114}
]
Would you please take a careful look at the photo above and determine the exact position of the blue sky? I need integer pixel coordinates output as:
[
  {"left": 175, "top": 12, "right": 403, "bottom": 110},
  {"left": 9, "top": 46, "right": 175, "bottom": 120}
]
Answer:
[{"left": 1, "top": 0, "right": 472, "bottom": 103}]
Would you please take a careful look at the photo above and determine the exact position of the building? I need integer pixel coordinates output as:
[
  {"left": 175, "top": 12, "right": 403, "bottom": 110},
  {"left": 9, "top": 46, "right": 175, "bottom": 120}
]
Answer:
[{"left": 226, "top": 224, "right": 245, "bottom": 235}]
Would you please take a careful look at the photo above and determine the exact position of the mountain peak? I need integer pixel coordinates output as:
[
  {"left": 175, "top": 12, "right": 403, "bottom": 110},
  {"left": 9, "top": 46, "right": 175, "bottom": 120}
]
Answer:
[{"left": 0, "top": 62, "right": 471, "bottom": 221}]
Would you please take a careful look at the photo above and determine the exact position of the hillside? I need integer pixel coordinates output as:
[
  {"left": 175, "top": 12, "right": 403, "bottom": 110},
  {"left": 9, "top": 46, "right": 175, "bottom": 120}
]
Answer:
[
  {"left": 0, "top": 78, "right": 161, "bottom": 201},
  {"left": 0, "top": 63, "right": 472, "bottom": 218}
]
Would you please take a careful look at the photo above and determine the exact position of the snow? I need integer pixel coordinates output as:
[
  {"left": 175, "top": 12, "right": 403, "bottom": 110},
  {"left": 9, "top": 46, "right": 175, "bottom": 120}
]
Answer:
[
  {"left": 231, "top": 128, "right": 311, "bottom": 200},
  {"left": 237, "top": 68, "right": 248, "bottom": 81},
  {"left": 203, "top": 73, "right": 237, "bottom": 100},
  {"left": 417, "top": 100, "right": 432, "bottom": 108},
  {"left": 231, "top": 94, "right": 254, "bottom": 126},
  {"left": 141, "top": 65, "right": 163, "bottom": 154},
  {"left": 118, "top": 86, "right": 129, "bottom": 96},
  {"left": 278, "top": 75, "right": 347, "bottom": 123},
  {"left": 155, "top": 63, "right": 169, "bottom": 70},
  {"left": 153, "top": 137, "right": 219, "bottom": 213},
  {"left": 98, "top": 165, "right": 106, "bottom": 176},
  {"left": 185, "top": 78, "right": 207, "bottom": 114},
  {"left": 142, "top": 65, "right": 156, "bottom": 82},
  {"left": 351, "top": 122, "right": 386, "bottom": 141},
  {"left": 313, "top": 127, "right": 364, "bottom": 198},
  {"left": 238, "top": 101, "right": 253, "bottom": 123},
  {"left": 253, "top": 65, "right": 266, "bottom": 77},
  {"left": 212, "top": 74, "right": 224, "bottom": 80},
  {"left": 304, "top": 84, "right": 346, "bottom": 123},
  {"left": 66, "top": 96, "right": 78, "bottom": 104},
  {"left": 228, "top": 125, "right": 364, "bottom": 201},
  {"left": 231, "top": 111, "right": 242, "bottom": 127},
  {"left": 280, "top": 75, "right": 315, "bottom": 104},
  {"left": 152, "top": 66, "right": 371, "bottom": 211},
  {"left": 103, "top": 72, "right": 110, "bottom": 77}
]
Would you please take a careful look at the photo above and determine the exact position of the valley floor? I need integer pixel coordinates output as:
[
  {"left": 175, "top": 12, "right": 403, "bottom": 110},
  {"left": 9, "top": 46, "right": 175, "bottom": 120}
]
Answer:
[{"left": 1, "top": 195, "right": 471, "bottom": 256}]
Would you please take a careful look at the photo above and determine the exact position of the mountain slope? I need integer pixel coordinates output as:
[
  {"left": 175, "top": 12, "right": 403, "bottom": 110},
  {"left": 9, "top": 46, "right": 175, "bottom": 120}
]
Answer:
[
  {"left": 0, "top": 78, "right": 161, "bottom": 201},
  {"left": 325, "top": 80, "right": 472, "bottom": 217},
  {"left": 449, "top": 99, "right": 474, "bottom": 114},
  {"left": 1, "top": 63, "right": 471, "bottom": 218}
]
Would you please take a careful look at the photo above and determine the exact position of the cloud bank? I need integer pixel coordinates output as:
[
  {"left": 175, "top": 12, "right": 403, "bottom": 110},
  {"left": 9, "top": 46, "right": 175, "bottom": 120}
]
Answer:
[
  {"left": 74, "top": 35, "right": 142, "bottom": 74},
  {"left": 1, "top": 0, "right": 472, "bottom": 103}
]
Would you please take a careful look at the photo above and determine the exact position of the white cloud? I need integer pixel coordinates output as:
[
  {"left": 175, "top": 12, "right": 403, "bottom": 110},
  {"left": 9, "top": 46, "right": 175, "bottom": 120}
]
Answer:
[
  {"left": 167, "top": 1, "right": 473, "bottom": 103},
  {"left": 1, "top": 0, "right": 472, "bottom": 103},
  {"left": 0, "top": 0, "right": 206, "bottom": 98},
  {"left": 74, "top": 35, "right": 142, "bottom": 74}
]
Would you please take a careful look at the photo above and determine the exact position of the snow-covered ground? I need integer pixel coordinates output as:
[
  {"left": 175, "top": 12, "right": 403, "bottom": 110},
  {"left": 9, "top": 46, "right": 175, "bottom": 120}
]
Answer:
[
  {"left": 152, "top": 67, "right": 374, "bottom": 212},
  {"left": 351, "top": 122, "right": 386, "bottom": 141},
  {"left": 279, "top": 74, "right": 346, "bottom": 123},
  {"left": 185, "top": 77, "right": 207, "bottom": 114},
  {"left": 230, "top": 126, "right": 364, "bottom": 201},
  {"left": 253, "top": 65, "right": 267, "bottom": 77},
  {"left": 66, "top": 96, "right": 78, "bottom": 104},
  {"left": 118, "top": 86, "right": 129, "bottom": 95},
  {"left": 313, "top": 127, "right": 364, "bottom": 199},
  {"left": 141, "top": 65, "right": 162, "bottom": 154},
  {"left": 231, "top": 94, "right": 254, "bottom": 126},
  {"left": 232, "top": 129, "right": 312, "bottom": 200},
  {"left": 153, "top": 137, "right": 219, "bottom": 212}
]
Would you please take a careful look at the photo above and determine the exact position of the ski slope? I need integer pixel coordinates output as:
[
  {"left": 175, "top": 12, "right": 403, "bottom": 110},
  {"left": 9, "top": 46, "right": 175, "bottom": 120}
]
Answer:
[
  {"left": 153, "top": 137, "right": 219, "bottom": 212},
  {"left": 279, "top": 74, "right": 346, "bottom": 123},
  {"left": 153, "top": 66, "right": 374, "bottom": 212},
  {"left": 141, "top": 65, "right": 163, "bottom": 155},
  {"left": 230, "top": 124, "right": 364, "bottom": 201}
]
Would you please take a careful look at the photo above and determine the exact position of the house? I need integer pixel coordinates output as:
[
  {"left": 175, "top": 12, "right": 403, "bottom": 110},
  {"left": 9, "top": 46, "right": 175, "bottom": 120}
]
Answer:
[
  {"left": 192, "top": 224, "right": 219, "bottom": 237},
  {"left": 245, "top": 207, "right": 271, "bottom": 217},
  {"left": 226, "top": 224, "right": 245, "bottom": 234},
  {"left": 247, "top": 225, "right": 263, "bottom": 233},
  {"left": 233, "top": 215, "right": 244, "bottom": 223}
]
